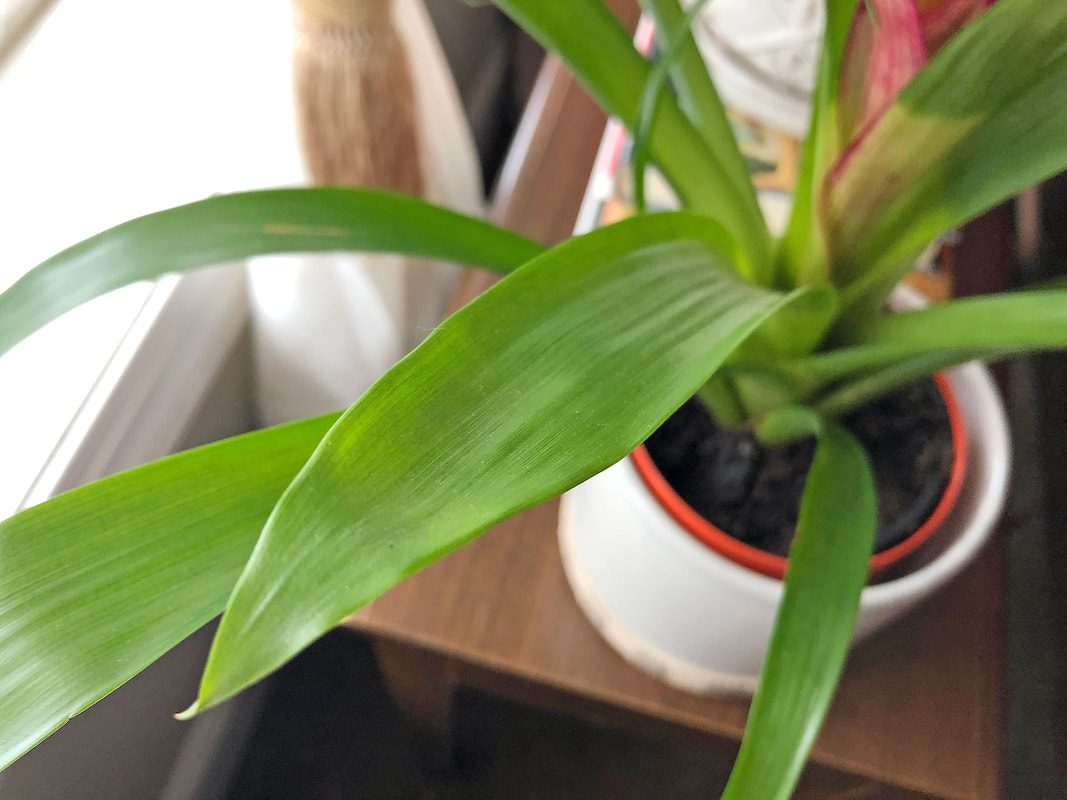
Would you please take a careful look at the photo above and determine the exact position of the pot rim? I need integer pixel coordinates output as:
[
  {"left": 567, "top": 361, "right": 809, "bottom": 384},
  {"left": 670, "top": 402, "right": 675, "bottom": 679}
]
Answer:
[{"left": 630, "top": 372, "right": 969, "bottom": 580}]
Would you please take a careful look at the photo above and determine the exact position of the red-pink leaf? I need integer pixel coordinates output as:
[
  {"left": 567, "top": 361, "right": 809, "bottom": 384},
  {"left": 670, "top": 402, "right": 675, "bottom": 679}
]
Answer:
[
  {"left": 917, "top": 0, "right": 995, "bottom": 51},
  {"left": 822, "top": 0, "right": 1067, "bottom": 295},
  {"left": 838, "top": 0, "right": 928, "bottom": 142}
]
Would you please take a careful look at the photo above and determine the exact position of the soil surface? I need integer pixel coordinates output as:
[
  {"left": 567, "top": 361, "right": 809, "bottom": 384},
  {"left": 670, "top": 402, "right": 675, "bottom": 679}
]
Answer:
[{"left": 644, "top": 379, "right": 955, "bottom": 557}]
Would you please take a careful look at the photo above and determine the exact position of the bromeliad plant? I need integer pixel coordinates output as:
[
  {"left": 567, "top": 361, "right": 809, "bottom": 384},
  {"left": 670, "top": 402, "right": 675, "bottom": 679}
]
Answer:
[{"left": 1, "top": 0, "right": 1065, "bottom": 796}]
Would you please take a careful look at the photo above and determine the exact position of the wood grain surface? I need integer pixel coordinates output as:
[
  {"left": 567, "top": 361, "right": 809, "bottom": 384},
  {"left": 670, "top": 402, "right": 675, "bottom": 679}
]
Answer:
[
  {"left": 347, "top": 12, "right": 1006, "bottom": 798},
  {"left": 350, "top": 497, "right": 1003, "bottom": 799}
]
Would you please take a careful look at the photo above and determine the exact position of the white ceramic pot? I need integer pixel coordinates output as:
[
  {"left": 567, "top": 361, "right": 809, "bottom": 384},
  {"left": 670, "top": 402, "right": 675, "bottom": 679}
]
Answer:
[{"left": 558, "top": 360, "right": 1011, "bottom": 695}]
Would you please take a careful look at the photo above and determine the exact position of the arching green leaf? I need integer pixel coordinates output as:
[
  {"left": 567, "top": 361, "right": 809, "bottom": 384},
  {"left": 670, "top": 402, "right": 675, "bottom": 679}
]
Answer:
[
  {"left": 723, "top": 419, "right": 875, "bottom": 800},
  {"left": 0, "top": 414, "right": 338, "bottom": 771},
  {"left": 186, "top": 213, "right": 795, "bottom": 714},
  {"left": 0, "top": 188, "right": 543, "bottom": 357}
]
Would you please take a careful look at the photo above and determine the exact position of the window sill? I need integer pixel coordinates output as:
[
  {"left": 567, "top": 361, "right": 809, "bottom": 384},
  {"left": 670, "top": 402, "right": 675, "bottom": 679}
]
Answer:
[{"left": 2, "top": 265, "right": 247, "bottom": 517}]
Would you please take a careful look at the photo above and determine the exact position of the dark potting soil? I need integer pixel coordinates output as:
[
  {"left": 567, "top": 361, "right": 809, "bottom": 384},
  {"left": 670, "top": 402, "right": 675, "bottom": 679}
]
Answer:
[{"left": 644, "top": 378, "right": 955, "bottom": 557}]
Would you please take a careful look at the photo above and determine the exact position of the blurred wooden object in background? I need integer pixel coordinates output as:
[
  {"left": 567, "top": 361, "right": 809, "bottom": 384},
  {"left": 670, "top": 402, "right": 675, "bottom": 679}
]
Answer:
[
  {"left": 0, "top": 0, "right": 58, "bottom": 69},
  {"left": 293, "top": 0, "right": 423, "bottom": 193}
]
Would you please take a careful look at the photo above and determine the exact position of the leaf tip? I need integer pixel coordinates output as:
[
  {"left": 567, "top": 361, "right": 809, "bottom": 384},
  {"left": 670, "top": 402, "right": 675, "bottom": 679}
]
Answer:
[
  {"left": 175, "top": 675, "right": 232, "bottom": 720},
  {"left": 174, "top": 701, "right": 201, "bottom": 721}
]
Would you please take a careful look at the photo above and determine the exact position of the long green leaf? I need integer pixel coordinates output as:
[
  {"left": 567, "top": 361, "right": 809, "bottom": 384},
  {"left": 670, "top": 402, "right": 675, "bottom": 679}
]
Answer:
[
  {"left": 723, "top": 416, "right": 876, "bottom": 800},
  {"left": 806, "top": 290, "right": 1067, "bottom": 380},
  {"left": 0, "top": 414, "right": 339, "bottom": 771},
  {"left": 185, "top": 213, "right": 797, "bottom": 714},
  {"left": 813, "top": 348, "right": 1012, "bottom": 417},
  {"left": 827, "top": 0, "right": 1067, "bottom": 297},
  {"left": 0, "top": 188, "right": 543, "bottom": 358},
  {"left": 491, "top": 0, "right": 771, "bottom": 273}
]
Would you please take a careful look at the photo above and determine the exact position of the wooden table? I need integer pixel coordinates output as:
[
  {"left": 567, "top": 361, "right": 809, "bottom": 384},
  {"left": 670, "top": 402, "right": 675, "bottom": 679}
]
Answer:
[{"left": 346, "top": 51, "right": 1006, "bottom": 800}]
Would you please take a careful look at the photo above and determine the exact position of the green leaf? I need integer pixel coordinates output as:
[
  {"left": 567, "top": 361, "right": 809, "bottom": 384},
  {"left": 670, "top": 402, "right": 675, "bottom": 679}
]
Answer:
[
  {"left": 812, "top": 348, "right": 1011, "bottom": 418},
  {"left": 752, "top": 404, "right": 823, "bottom": 446},
  {"left": 716, "top": 367, "right": 809, "bottom": 421},
  {"left": 186, "top": 213, "right": 797, "bottom": 714},
  {"left": 0, "top": 188, "right": 543, "bottom": 358},
  {"left": 825, "top": 0, "right": 865, "bottom": 61},
  {"left": 827, "top": 0, "right": 1067, "bottom": 296},
  {"left": 722, "top": 419, "right": 876, "bottom": 800},
  {"left": 632, "top": 0, "right": 715, "bottom": 214},
  {"left": 0, "top": 413, "right": 339, "bottom": 771},
  {"left": 638, "top": 0, "right": 752, "bottom": 202},
  {"left": 808, "top": 290, "right": 1067, "bottom": 381},
  {"left": 750, "top": 283, "right": 838, "bottom": 358},
  {"left": 491, "top": 0, "right": 771, "bottom": 273},
  {"left": 776, "top": 0, "right": 861, "bottom": 287}
]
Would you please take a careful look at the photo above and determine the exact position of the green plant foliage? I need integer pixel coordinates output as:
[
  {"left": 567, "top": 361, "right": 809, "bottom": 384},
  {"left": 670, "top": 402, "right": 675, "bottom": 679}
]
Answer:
[
  {"left": 776, "top": 0, "right": 862, "bottom": 287},
  {"left": 827, "top": 0, "right": 1067, "bottom": 313},
  {"left": 801, "top": 290, "right": 1067, "bottom": 385},
  {"left": 0, "top": 414, "right": 338, "bottom": 771},
  {"left": 632, "top": 0, "right": 715, "bottom": 216},
  {"left": 185, "top": 213, "right": 802, "bottom": 714},
  {"left": 812, "top": 349, "right": 1004, "bottom": 418},
  {"left": 722, "top": 418, "right": 876, "bottom": 800},
  {"left": 638, "top": 0, "right": 752, "bottom": 203},
  {"left": 0, "top": 188, "right": 542, "bottom": 357},
  {"left": 3, "top": 1, "right": 1067, "bottom": 795},
  {"left": 492, "top": 0, "right": 771, "bottom": 270}
]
